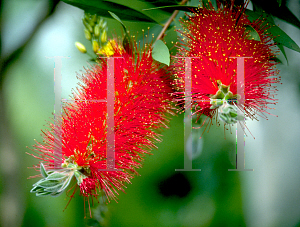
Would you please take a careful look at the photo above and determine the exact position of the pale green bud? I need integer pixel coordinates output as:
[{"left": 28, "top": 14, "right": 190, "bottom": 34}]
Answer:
[
  {"left": 92, "top": 40, "right": 99, "bottom": 53},
  {"left": 75, "top": 42, "right": 87, "bottom": 53},
  {"left": 83, "top": 19, "right": 93, "bottom": 33},
  {"left": 94, "top": 25, "right": 100, "bottom": 37},
  {"left": 101, "top": 21, "right": 107, "bottom": 29},
  {"left": 84, "top": 28, "right": 92, "bottom": 40},
  {"left": 91, "top": 14, "right": 97, "bottom": 23},
  {"left": 100, "top": 30, "right": 107, "bottom": 43}
]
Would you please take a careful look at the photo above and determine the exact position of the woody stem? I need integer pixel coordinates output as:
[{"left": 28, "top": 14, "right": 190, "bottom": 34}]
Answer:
[{"left": 156, "top": 0, "right": 189, "bottom": 41}]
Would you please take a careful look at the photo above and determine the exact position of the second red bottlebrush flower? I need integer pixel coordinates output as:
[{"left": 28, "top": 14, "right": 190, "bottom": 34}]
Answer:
[
  {"left": 173, "top": 2, "right": 280, "bottom": 127},
  {"left": 29, "top": 40, "right": 173, "bottom": 206}
]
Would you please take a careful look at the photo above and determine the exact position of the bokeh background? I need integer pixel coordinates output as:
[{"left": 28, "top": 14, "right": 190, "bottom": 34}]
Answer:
[{"left": 1, "top": 0, "right": 300, "bottom": 226}]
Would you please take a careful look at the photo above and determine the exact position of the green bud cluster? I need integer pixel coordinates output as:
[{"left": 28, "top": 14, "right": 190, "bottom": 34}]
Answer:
[
  {"left": 209, "top": 80, "right": 244, "bottom": 124},
  {"left": 30, "top": 161, "right": 88, "bottom": 197},
  {"left": 75, "top": 12, "right": 108, "bottom": 55}
]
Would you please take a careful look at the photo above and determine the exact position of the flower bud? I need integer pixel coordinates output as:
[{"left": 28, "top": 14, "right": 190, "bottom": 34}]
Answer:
[
  {"left": 92, "top": 40, "right": 99, "bottom": 53},
  {"left": 101, "top": 21, "right": 107, "bottom": 29},
  {"left": 84, "top": 28, "right": 92, "bottom": 40},
  {"left": 98, "top": 18, "right": 103, "bottom": 26},
  {"left": 94, "top": 25, "right": 100, "bottom": 37},
  {"left": 91, "top": 14, "right": 97, "bottom": 23},
  {"left": 100, "top": 30, "right": 107, "bottom": 43},
  {"left": 83, "top": 19, "right": 93, "bottom": 33},
  {"left": 75, "top": 42, "right": 87, "bottom": 53}
]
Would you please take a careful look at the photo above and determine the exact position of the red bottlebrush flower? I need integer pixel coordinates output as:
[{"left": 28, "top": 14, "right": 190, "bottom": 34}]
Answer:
[
  {"left": 173, "top": 2, "right": 280, "bottom": 128},
  {"left": 29, "top": 40, "right": 173, "bottom": 206}
]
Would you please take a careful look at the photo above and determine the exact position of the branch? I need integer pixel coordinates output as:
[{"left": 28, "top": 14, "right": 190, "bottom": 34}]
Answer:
[{"left": 156, "top": 0, "right": 189, "bottom": 41}]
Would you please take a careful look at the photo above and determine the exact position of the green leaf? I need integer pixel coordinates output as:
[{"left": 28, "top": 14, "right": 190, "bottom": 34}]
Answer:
[
  {"left": 62, "top": 0, "right": 170, "bottom": 24},
  {"left": 30, "top": 186, "right": 44, "bottom": 193},
  {"left": 57, "top": 174, "right": 74, "bottom": 193},
  {"left": 201, "top": 0, "right": 217, "bottom": 10},
  {"left": 276, "top": 43, "right": 288, "bottom": 64},
  {"left": 143, "top": 5, "right": 197, "bottom": 12},
  {"left": 40, "top": 163, "right": 47, "bottom": 178},
  {"left": 50, "top": 190, "right": 65, "bottom": 197},
  {"left": 44, "top": 183, "right": 65, "bottom": 192},
  {"left": 47, "top": 172, "right": 68, "bottom": 180},
  {"left": 38, "top": 179, "right": 60, "bottom": 188},
  {"left": 277, "top": 0, "right": 282, "bottom": 7},
  {"left": 36, "top": 191, "right": 52, "bottom": 197},
  {"left": 152, "top": 40, "right": 170, "bottom": 66},
  {"left": 244, "top": 25, "right": 261, "bottom": 41},
  {"left": 267, "top": 25, "right": 300, "bottom": 53},
  {"left": 108, "top": 11, "right": 127, "bottom": 31},
  {"left": 246, "top": 9, "right": 300, "bottom": 55},
  {"left": 108, "top": 11, "right": 133, "bottom": 54},
  {"left": 123, "top": 33, "right": 133, "bottom": 55},
  {"left": 250, "top": 0, "right": 300, "bottom": 29}
]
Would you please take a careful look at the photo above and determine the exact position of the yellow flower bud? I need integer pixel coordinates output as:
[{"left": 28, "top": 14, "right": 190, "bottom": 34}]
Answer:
[
  {"left": 75, "top": 42, "right": 87, "bottom": 53},
  {"left": 92, "top": 40, "right": 99, "bottom": 53},
  {"left": 100, "top": 30, "right": 107, "bottom": 43}
]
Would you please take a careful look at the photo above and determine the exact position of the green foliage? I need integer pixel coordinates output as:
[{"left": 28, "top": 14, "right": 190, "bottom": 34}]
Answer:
[
  {"left": 108, "top": 11, "right": 133, "bottom": 54},
  {"left": 152, "top": 40, "right": 170, "bottom": 66},
  {"left": 251, "top": 0, "right": 300, "bottom": 29},
  {"left": 246, "top": 9, "right": 300, "bottom": 63},
  {"left": 62, "top": 0, "right": 171, "bottom": 23},
  {"left": 244, "top": 25, "right": 261, "bottom": 41}
]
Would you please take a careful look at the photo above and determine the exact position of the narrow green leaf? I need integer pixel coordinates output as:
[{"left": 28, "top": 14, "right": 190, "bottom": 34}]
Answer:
[
  {"left": 276, "top": 6, "right": 300, "bottom": 29},
  {"left": 38, "top": 180, "right": 60, "bottom": 188},
  {"left": 268, "top": 25, "right": 300, "bottom": 53},
  {"left": 51, "top": 190, "right": 65, "bottom": 197},
  {"left": 246, "top": 9, "right": 300, "bottom": 55},
  {"left": 276, "top": 43, "right": 288, "bottom": 64},
  {"left": 249, "top": 0, "right": 300, "bottom": 29},
  {"left": 123, "top": 33, "right": 133, "bottom": 55},
  {"left": 36, "top": 191, "right": 52, "bottom": 197},
  {"left": 244, "top": 25, "right": 261, "bottom": 41},
  {"left": 152, "top": 40, "right": 170, "bottom": 66},
  {"left": 108, "top": 11, "right": 127, "bottom": 32},
  {"left": 143, "top": 5, "right": 197, "bottom": 12},
  {"left": 62, "top": 0, "right": 171, "bottom": 24},
  {"left": 40, "top": 163, "right": 47, "bottom": 178},
  {"left": 44, "top": 183, "right": 65, "bottom": 193},
  {"left": 108, "top": 11, "right": 133, "bottom": 54},
  {"left": 33, "top": 179, "right": 46, "bottom": 187},
  {"left": 277, "top": 0, "right": 282, "bottom": 7},
  {"left": 47, "top": 172, "right": 67, "bottom": 180},
  {"left": 107, "top": 0, "right": 171, "bottom": 24},
  {"left": 202, "top": 0, "right": 217, "bottom": 10},
  {"left": 57, "top": 174, "right": 74, "bottom": 193},
  {"left": 30, "top": 186, "right": 44, "bottom": 193}
]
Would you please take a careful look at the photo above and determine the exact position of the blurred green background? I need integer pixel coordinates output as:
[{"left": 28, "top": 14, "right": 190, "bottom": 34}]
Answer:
[{"left": 1, "top": 0, "right": 300, "bottom": 226}]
